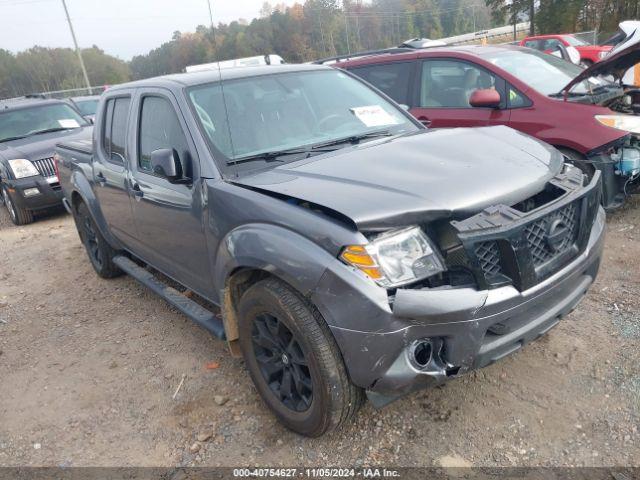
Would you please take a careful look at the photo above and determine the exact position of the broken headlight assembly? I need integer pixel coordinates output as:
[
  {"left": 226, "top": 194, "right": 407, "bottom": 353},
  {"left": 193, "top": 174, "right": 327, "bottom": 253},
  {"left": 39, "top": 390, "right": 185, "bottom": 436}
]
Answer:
[{"left": 340, "top": 226, "right": 445, "bottom": 288}]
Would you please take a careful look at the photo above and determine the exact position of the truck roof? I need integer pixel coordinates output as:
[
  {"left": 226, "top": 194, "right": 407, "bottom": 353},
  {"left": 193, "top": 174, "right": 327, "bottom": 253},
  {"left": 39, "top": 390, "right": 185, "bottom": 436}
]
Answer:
[{"left": 108, "top": 64, "right": 330, "bottom": 92}]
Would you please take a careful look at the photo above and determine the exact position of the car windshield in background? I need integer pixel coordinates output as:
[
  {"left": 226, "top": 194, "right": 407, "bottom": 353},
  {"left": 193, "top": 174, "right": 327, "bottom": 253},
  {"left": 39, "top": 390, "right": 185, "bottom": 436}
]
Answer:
[
  {"left": 187, "top": 69, "right": 418, "bottom": 167},
  {"left": 564, "top": 35, "right": 589, "bottom": 46},
  {"left": 74, "top": 99, "right": 99, "bottom": 116},
  {"left": 0, "top": 103, "right": 87, "bottom": 142},
  {"left": 485, "top": 49, "right": 614, "bottom": 95}
]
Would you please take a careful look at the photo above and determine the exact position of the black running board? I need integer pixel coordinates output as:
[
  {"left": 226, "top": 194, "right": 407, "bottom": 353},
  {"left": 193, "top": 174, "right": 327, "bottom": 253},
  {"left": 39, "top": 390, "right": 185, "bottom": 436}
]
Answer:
[{"left": 113, "top": 256, "right": 226, "bottom": 340}]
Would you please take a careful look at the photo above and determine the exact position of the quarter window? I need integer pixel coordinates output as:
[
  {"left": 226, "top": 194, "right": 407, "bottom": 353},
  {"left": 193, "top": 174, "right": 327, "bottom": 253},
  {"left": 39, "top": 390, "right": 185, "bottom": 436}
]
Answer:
[
  {"left": 507, "top": 86, "right": 532, "bottom": 108},
  {"left": 102, "top": 97, "right": 130, "bottom": 165},
  {"left": 349, "top": 62, "right": 412, "bottom": 105},
  {"left": 138, "top": 96, "right": 190, "bottom": 174},
  {"left": 420, "top": 60, "right": 498, "bottom": 108}
]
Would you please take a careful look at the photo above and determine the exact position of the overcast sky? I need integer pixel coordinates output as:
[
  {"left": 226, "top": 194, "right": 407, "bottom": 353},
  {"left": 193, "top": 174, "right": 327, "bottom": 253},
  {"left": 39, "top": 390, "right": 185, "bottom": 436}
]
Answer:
[{"left": 0, "top": 0, "right": 296, "bottom": 60}]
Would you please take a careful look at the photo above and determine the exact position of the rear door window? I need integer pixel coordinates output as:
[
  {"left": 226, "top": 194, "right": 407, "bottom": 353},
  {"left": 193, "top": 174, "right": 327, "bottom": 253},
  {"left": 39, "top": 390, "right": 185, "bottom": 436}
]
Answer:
[
  {"left": 349, "top": 62, "right": 413, "bottom": 105},
  {"left": 102, "top": 97, "right": 130, "bottom": 165},
  {"left": 419, "top": 60, "right": 498, "bottom": 108}
]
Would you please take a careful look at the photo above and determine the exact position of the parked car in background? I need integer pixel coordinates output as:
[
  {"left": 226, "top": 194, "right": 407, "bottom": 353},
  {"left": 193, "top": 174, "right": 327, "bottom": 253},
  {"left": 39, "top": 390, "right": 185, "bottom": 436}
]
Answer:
[
  {"left": 520, "top": 34, "right": 612, "bottom": 66},
  {"left": 335, "top": 44, "right": 640, "bottom": 209},
  {"left": 56, "top": 64, "right": 604, "bottom": 436},
  {"left": 67, "top": 95, "right": 100, "bottom": 123},
  {"left": 0, "top": 97, "right": 92, "bottom": 225}
]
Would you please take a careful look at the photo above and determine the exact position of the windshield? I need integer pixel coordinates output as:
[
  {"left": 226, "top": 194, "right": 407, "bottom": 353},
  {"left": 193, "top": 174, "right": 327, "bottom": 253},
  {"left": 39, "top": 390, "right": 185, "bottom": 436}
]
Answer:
[
  {"left": 485, "top": 49, "right": 614, "bottom": 95},
  {"left": 564, "top": 35, "right": 589, "bottom": 47},
  {"left": 0, "top": 103, "right": 87, "bottom": 142},
  {"left": 74, "top": 99, "right": 99, "bottom": 116},
  {"left": 187, "top": 69, "right": 418, "bottom": 166}
]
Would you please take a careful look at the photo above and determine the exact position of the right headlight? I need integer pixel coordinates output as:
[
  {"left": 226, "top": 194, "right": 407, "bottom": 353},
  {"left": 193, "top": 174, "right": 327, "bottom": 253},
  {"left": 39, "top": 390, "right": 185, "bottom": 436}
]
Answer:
[
  {"left": 8, "top": 158, "right": 39, "bottom": 179},
  {"left": 340, "top": 226, "right": 445, "bottom": 288},
  {"left": 595, "top": 114, "right": 640, "bottom": 134}
]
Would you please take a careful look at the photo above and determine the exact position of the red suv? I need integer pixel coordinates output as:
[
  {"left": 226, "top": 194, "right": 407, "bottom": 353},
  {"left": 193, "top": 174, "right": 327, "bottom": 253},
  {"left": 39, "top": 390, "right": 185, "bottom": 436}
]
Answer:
[
  {"left": 332, "top": 44, "right": 640, "bottom": 209},
  {"left": 520, "top": 34, "right": 612, "bottom": 66}
]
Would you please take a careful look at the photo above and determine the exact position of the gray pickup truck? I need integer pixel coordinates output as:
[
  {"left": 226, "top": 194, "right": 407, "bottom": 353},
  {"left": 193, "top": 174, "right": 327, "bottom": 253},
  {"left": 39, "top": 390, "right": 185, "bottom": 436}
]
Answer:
[{"left": 56, "top": 64, "right": 605, "bottom": 437}]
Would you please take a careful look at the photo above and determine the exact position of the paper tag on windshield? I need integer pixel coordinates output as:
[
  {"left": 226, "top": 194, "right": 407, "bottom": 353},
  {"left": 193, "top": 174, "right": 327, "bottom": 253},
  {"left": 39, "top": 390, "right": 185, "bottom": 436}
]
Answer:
[
  {"left": 350, "top": 105, "right": 398, "bottom": 127},
  {"left": 58, "top": 119, "right": 80, "bottom": 128}
]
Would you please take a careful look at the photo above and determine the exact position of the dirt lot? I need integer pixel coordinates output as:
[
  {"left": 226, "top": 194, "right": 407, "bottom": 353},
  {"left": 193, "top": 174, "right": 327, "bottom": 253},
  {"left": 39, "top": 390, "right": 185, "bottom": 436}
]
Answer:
[{"left": 0, "top": 198, "right": 639, "bottom": 468}]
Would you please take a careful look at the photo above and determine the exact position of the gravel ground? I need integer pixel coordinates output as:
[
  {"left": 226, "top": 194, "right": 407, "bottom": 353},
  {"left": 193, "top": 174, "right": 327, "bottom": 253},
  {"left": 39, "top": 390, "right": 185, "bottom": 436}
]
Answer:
[{"left": 0, "top": 198, "right": 638, "bottom": 468}]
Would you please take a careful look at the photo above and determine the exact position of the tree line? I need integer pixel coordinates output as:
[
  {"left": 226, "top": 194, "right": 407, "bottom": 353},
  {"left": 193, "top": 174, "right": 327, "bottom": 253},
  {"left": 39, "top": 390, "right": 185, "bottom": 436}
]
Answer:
[{"left": 1, "top": 0, "right": 640, "bottom": 99}]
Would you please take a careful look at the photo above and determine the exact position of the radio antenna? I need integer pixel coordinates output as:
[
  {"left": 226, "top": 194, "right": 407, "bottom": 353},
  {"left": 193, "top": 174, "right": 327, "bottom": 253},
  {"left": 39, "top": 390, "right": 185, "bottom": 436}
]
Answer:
[{"left": 206, "top": 0, "right": 238, "bottom": 175}]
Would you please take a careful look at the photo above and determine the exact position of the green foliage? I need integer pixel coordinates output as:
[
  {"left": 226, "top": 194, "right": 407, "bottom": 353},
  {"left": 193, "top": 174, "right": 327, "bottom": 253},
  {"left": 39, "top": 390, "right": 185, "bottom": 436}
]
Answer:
[
  {"left": 485, "top": 0, "right": 640, "bottom": 35},
  {"left": 0, "top": 46, "right": 130, "bottom": 98},
  {"left": 130, "top": 0, "right": 495, "bottom": 79},
  {"left": 5, "top": 0, "right": 635, "bottom": 97}
]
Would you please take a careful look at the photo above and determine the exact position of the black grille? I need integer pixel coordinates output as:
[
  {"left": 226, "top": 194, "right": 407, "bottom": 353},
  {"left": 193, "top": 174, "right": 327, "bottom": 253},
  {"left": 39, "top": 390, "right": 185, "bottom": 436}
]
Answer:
[
  {"left": 475, "top": 241, "right": 502, "bottom": 278},
  {"left": 452, "top": 169, "right": 600, "bottom": 292},
  {"left": 525, "top": 203, "right": 578, "bottom": 267},
  {"left": 32, "top": 157, "right": 56, "bottom": 178}
]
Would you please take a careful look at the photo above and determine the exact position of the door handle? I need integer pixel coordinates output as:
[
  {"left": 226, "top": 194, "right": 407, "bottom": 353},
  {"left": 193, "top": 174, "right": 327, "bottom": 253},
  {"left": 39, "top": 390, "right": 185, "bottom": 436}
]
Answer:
[
  {"left": 417, "top": 116, "right": 432, "bottom": 127},
  {"left": 132, "top": 183, "right": 144, "bottom": 198},
  {"left": 96, "top": 172, "right": 106, "bottom": 186}
]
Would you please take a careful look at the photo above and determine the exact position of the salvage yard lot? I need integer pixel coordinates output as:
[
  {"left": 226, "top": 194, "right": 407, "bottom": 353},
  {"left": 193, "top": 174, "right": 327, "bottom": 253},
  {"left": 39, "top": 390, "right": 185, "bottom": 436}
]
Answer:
[{"left": 0, "top": 199, "right": 639, "bottom": 467}]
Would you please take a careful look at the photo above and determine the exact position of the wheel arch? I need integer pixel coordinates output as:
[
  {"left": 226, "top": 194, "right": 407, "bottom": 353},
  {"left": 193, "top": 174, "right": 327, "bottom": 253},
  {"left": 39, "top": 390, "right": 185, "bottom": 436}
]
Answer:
[
  {"left": 215, "top": 224, "right": 341, "bottom": 357},
  {"left": 68, "top": 171, "right": 120, "bottom": 248}
]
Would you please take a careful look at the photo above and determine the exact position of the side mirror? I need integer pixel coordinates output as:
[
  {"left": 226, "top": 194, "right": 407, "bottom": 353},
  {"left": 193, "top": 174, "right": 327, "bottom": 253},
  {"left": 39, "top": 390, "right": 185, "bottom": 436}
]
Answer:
[
  {"left": 150, "top": 148, "right": 187, "bottom": 183},
  {"left": 469, "top": 88, "right": 501, "bottom": 108}
]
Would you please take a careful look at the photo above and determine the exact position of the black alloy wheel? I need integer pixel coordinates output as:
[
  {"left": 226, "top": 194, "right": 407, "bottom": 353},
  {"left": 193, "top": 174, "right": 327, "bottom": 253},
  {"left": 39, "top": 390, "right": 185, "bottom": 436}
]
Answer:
[{"left": 251, "top": 312, "right": 313, "bottom": 412}]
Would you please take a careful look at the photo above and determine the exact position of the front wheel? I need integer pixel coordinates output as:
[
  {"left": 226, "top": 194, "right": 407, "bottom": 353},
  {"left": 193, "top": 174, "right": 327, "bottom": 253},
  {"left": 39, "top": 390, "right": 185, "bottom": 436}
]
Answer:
[
  {"left": 2, "top": 184, "right": 34, "bottom": 225},
  {"left": 73, "top": 201, "right": 122, "bottom": 278},
  {"left": 237, "top": 277, "right": 363, "bottom": 437}
]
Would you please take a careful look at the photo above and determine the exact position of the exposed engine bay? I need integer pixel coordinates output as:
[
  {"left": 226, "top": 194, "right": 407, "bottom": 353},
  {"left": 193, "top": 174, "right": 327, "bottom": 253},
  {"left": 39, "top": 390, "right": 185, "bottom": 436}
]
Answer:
[{"left": 605, "top": 87, "right": 640, "bottom": 115}]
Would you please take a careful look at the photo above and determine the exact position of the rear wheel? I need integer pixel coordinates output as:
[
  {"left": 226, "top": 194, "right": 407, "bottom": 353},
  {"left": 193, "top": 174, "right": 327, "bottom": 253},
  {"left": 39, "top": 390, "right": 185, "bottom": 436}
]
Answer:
[
  {"left": 2, "top": 184, "right": 34, "bottom": 225},
  {"left": 74, "top": 201, "right": 122, "bottom": 278},
  {"left": 237, "top": 277, "right": 363, "bottom": 437}
]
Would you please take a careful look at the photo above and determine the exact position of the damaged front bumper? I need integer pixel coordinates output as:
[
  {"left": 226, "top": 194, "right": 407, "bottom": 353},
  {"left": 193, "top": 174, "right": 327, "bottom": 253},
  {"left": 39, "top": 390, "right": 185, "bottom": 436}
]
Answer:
[{"left": 311, "top": 203, "right": 606, "bottom": 408}]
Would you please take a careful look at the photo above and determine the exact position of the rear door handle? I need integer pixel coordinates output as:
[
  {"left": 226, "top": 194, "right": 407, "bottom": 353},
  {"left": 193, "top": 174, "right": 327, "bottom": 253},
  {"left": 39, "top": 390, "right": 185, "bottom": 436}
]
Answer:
[
  {"left": 132, "top": 183, "right": 144, "bottom": 198},
  {"left": 96, "top": 172, "right": 106, "bottom": 186},
  {"left": 417, "top": 116, "right": 432, "bottom": 127}
]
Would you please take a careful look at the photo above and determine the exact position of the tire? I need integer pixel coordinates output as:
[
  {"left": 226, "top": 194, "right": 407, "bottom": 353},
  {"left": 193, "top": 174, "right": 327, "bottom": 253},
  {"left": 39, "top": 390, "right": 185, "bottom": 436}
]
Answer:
[
  {"left": 558, "top": 147, "right": 595, "bottom": 179},
  {"left": 237, "top": 277, "right": 363, "bottom": 437},
  {"left": 74, "top": 201, "right": 122, "bottom": 278},
  {"left": 2, "top": 184, "right": 34, "bottom": 225}
]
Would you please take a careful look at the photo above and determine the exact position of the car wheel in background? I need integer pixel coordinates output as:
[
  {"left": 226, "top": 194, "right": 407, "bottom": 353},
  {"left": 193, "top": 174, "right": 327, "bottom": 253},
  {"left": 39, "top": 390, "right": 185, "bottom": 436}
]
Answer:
[
  {"left": 73, "top": 201, "right": 122, "bottom": 278},
  {"left": 237, "top": 277, "right": 363, "bottom": 437},
  {"left": 2, "top": 185, "right": 34, "bottom": 226}
]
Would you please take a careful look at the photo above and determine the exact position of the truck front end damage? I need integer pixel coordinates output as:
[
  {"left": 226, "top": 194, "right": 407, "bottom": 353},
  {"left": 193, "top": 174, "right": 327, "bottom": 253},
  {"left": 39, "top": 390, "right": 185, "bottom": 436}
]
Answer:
[{"left": 311, "top": 167, "right": 605, "bottom": 407}]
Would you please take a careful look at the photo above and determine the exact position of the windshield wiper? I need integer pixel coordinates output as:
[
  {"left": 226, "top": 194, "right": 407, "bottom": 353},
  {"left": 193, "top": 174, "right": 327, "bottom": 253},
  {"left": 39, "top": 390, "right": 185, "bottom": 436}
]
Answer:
[
  {"left": 227, "top": 146, "right": 337, "bottom": 166},
  {"left": 312, "top": 129, "right": 394, "bottom": 149},
  {"left": 227, "top": 130, "right": 394, "bottom": 166},
  {"left": 0, "top": 127, "right": 77, "bottom": 143},
  {"left": 0, "top": 135, "right": 28, "bottom": 143},
  {"left": 27, "top": 127, "right": 77, "bottom": 136}
]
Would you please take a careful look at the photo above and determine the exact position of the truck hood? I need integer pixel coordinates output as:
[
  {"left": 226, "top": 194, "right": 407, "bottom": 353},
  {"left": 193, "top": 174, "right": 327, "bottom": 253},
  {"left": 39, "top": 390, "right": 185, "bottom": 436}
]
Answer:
[
  {"left": 0, "top": 126, "right": 92, "bottom": 162},
  {"left": 234, "top": 126, "right": 563, "bottom": 230},
  {"left": 563, "top": 22, "right": 640, "bottom": 92}
]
